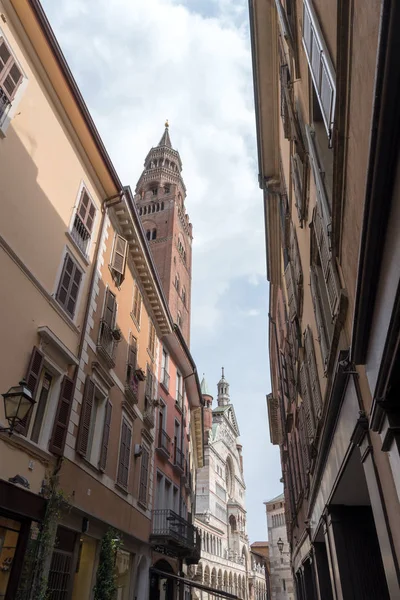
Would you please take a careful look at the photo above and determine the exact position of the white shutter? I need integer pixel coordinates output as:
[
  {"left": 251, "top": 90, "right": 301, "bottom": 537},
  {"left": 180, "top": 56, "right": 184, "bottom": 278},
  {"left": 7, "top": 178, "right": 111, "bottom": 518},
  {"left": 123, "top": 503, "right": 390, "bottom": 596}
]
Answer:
[
  {"left": 313, "top": 203, "right": 341, "bottom": 316},
  {"left": 111, "top": 234, "right": 128, "bottom": 276},
  {"left": 304, "top": 327, "right": 322, "bottom": 418},
  {"left": 305, "top": 124, "right": 331, "bottom": 224},
  {"left": 302, "top": 0, "right": 336, "bottom": 137},
  {"left": 310, "top": 265, "right": 330, "bottom": 366}
]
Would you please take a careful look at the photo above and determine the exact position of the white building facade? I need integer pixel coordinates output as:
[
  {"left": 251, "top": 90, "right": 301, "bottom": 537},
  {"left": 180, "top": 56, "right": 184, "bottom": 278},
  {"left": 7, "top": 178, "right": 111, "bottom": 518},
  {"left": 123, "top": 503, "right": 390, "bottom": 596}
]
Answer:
[
  {"left": 265, "top": 495, "right": 294, "bottom": 600},
  {"left": 189, "top": 371, "right": 268, "bottom": 600}
]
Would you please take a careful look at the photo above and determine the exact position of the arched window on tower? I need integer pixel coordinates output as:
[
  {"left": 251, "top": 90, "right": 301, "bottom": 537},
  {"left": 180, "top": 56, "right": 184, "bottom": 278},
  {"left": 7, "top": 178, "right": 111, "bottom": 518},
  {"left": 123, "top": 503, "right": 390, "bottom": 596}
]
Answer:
[
  {"left": 175, "top": 273, "right": 180, "bottom": 293},
  {"left": 182, "top": 287, "right": 186, "bottom": 307},
  {"left": 152, "top": 229, "right": 157, "bottom": 240},
  {"left": 161, "top": 202, "right": 164, "bottom": 210},
  {"left": 152, "top": 187, "right": 158, "bottom": 196},
  {"left": 164, "top": 185, "right": 170, "bottom": 194}
]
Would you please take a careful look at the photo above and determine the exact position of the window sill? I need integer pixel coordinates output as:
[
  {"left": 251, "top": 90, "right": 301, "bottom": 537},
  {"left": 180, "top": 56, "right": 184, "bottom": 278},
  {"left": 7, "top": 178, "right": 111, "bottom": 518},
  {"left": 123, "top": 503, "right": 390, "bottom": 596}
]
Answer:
[
  {"left": 78, "top": 455, "right": 102, "bottom": 475},
  {"left": 0, "top": 431, "right": 53, "bottom": 464},
  {"left": 115, "top": 482, "right": 129, "bottom": 495},
  {"left": 175, "top": 401, "right": 183, "bottom": 414},
  {"left": 137, "top": 499, "right": 147, "bottom": 511},
  {"left": 65, "top": 231, "right": 90, "bottom": 266}
]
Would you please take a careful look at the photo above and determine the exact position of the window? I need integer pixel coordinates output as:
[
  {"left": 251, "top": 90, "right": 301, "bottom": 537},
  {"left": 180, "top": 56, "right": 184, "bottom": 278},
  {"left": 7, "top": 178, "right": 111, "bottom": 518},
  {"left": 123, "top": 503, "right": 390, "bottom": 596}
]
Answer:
[
  {"left": 76, "top": 376, "right": 110, "bottom": 467},
  {"left": 139, "top": 445, "right": 150, "bottom": 505},
  {"left": 145, "top": 365, "right": 154, "bottom": 402},
  {"left": 177, "top": 311, "right": 182, "bottom": 329},
  {"left": 164, "top": 185, "right": 170, "bottom": 194},
  {"left": 302, "top": 0, "right": 336, "bottom": 138},
  {"left": 125, "top": 335, "right": 138, "bottom": 400},
  {"left": 71, "top": 188, "right": 96, "bottom": 256},
  {"left": 299, "top": 327, "right": 322, "bottom": 442},
  {"left": 291, "top": 153, "right": 306, "bottom": 222},
  {"left": 174, "top": 420, "right": 182, "bottom": 466},
  {"left": 176, "top": 371, "right": 183, "bottom": 407},
  {"left": 152, "top": 228, "right": 157, "bottom": 240},
  {"left": 181, "top": 286, "right": 186, "bottom": 307},
  {"left": 148, "top": 321, "right": 156, "bottom": 357},
  {"left": 175, "top": 273, "right": 180, "bottom": 292},
  {"left": 110, "top": 234, "right": 128, "bottom": 286},
  {"left": 216, "top": 483, "right": 226, "bottom": 501},
  {"left": 161, "top": 349, "right": 169, "bottom": 391},
  {"left": 117, "top": 418, "right": 132, "bottom": 489},
  {"left": 152, "top": 188, "right": 158, "bottom": 196},
  {"left": 131, "top": 283, "right": 142, "bottom": 326},
  {"left": 56, "top": 252, "right": 83, "bottom": 319},
  {"left": 31, "top": 371, "right": 53, "bottom": 443},
  {"left": 0, "top": 37, "right": 23, "bottom": 117}
]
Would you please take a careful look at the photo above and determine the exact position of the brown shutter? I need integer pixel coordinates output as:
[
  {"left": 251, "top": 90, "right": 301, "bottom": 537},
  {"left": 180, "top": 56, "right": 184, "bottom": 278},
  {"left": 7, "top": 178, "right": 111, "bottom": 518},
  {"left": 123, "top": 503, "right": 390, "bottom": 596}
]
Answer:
[
  {"left": 56, "top": 254, "right": 82, "bottom": 318},
  {"left": 76, "top": 376, "right": 95, "bottom": 457},
  {"left": 99, "top": 401, "right": 112, "bottom": 472},
  {"left": 291, "top": 154, "right": 305, "bottom": 221},
  {"left": 0, "top": 40, "right": 22, "bottom": 101},
  {"left": 49, "top": 376, "right": 75, "bottom": 456},
  {"left": 146, "top": 366, "right": 153, "bottom": 400},
  {"left": 310, "top": 265, "right": 330, "bottom": 366},
  {"left": 111, "top": 235, "right": 128, "bottom": 278},
  {"left": 304, "top": 327, "right": 323, "bottom": 419},
  {"left": 77, "top": 190, "right": 96, "bottom": 234},
  {"left": 313, "top": 202, "right": 341, "bottom": 316},
  {"left": 139, "top": 446, "right": 150, "bottom": 504},
  {"left": 298, "top": 404, "right": 310, "bottom": 476},
  {"left": 299, "top": 362, "right": 315, "bottom": 442},
  {"left": 290, "top": 222, "right": 302, "bottom": 286},
  {"left": 16, "top": 346, "right": 44, "bottom": 435},
  {"left": 117, "top": 419, "right": 132, "bottom": 488},
  {"left": 103, "top": 288, "right": 117, "bottom": 327},
  {"left": 284, "top": 261, "right": 297, "bottom": 319}
]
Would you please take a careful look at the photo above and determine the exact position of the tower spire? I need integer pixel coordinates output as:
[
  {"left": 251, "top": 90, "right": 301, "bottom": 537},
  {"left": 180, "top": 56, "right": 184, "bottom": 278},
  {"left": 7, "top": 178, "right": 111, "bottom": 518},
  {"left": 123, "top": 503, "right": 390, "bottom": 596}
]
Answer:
[
  {"left": 217, "top": 368, "right": 230, "bottom": 406},
  {"left": 158, "top": 120, "right": 172, "bottom": 148}
]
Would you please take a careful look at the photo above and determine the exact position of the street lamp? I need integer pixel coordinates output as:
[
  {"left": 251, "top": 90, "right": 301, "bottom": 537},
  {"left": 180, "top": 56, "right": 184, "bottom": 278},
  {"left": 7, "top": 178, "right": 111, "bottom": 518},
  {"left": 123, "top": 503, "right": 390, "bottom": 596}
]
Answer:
[
  {"left": 1, "top": 379, "right": 35, "bottom": 435},
  {"left": 277, "top": 537, "right": 284, "bottom": 554}
]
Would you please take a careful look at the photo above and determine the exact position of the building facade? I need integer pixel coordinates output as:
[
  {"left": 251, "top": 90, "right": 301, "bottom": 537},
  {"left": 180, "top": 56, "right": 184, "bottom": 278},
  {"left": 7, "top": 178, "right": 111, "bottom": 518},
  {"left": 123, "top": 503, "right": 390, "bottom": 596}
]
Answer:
[
  {"left": 190, "top": 373, "right": 268, "bottom": 600},
  {"left": 249, "top": 0, "right": 400, "bottom": 598},
  {"left": 0, "top": 2, "right": 203, "bottom": 599},
  {"left": 265, "top": 495, "right": 294, "bottom": 600}
]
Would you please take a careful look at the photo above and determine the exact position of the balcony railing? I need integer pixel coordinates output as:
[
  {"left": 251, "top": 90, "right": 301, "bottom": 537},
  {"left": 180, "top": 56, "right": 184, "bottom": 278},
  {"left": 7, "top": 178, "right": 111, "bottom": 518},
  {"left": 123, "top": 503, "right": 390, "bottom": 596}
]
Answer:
[
  {"left": 143, "top": 400, "right": 155, "bottom": 429},
  {"left": 97, "top": 320, "right": 117, "bottom": 368},
  {"left": 174, "top": 445, "right": 184, "bottom": 472},
  {"left": 161, "top": 367, "right": 170, "bottom": 392},
  {"left": 176, "top": 390, "right": 183, "bottom": 408},
  {"left": 125, "top": 366, "right": 139, "bottom": 404},
  {"left": 157, "top": 428, "right": 171, "bottom": 457},
  {"left": 151, "top": 509, "right": 200, "bottom": 561},
  {"left": 0, "top": 88, "right": 10, "bottom": 121},
  {"left": 70, "top": 214, "right": 91, "bottom": 256}
]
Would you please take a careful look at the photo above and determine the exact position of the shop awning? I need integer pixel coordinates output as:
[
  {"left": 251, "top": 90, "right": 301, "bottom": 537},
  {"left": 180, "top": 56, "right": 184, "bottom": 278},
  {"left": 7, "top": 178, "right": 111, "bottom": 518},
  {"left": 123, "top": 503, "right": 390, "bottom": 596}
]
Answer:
[{"left": 150, "top": 568, "right": 240, "bottom": 599}]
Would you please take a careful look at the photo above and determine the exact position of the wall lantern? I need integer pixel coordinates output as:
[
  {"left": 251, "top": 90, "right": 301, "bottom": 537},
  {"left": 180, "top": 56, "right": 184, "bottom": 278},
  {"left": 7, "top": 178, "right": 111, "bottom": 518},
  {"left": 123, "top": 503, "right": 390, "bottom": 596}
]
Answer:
[{"left": 1, "top": 379, "right": 35, "bottom": 435}]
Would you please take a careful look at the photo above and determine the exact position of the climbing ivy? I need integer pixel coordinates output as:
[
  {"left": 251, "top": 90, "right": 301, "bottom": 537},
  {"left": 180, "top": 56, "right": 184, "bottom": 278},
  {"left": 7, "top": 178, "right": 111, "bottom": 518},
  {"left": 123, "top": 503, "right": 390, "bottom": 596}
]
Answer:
[{"left": 93, "top": 528, "right": 123, "bottom": 600}]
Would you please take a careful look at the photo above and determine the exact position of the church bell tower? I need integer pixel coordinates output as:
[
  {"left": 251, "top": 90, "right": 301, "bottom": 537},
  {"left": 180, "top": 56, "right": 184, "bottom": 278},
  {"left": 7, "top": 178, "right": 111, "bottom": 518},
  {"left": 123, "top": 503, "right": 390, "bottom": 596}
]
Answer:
[{"left": 135, "top": 122, "right": 193, "bottom": 345}]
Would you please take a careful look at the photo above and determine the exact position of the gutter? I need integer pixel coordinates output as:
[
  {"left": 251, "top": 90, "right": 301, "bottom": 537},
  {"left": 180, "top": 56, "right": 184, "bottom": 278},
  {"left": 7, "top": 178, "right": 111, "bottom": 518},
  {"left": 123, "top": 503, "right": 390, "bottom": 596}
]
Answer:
[
  {"left": 351, "top": 0, "right": 400, "bottom": 363},
  {"left": 248, "top": 0, "right": 265, "bottom": 187}
]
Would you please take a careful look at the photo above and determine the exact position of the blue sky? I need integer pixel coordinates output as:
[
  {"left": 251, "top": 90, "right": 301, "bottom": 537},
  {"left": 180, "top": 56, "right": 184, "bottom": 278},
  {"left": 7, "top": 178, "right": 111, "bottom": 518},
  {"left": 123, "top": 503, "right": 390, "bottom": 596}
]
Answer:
[{"left": 41, "top": 0, "right": 283, "bottom": 542}]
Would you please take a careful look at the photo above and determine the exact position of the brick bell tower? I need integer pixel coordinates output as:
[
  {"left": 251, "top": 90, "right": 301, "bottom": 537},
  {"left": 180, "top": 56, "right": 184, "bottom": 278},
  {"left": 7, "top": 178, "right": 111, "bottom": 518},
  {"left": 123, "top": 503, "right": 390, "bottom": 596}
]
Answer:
[{"left": 135, "top": 121, "right": 193, "bottom": 345}]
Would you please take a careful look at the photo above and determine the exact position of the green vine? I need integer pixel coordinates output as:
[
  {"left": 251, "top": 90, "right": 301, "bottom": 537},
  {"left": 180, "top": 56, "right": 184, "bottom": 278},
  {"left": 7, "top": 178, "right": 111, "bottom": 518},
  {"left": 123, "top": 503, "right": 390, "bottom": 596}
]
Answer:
[
  {"left": 93, "top": 528, "right": 123, "bottom": 600},
  {"left": 16, "top": 459, "right": 70, "bottom": 600}
]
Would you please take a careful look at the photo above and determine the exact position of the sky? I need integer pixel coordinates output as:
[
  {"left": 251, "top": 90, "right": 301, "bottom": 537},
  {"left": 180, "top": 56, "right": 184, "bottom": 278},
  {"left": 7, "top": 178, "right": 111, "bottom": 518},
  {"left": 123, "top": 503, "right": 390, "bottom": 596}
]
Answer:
[{"left": 41, "top": 0, "right": 283, "bottom": 542}]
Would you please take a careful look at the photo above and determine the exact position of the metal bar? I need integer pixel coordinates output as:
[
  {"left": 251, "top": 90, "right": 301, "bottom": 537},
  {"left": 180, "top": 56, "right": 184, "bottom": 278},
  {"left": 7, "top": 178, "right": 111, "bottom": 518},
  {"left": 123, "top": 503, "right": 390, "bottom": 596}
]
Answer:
[{"left": 150, "top": 568, "right": 240, "bottom": 599}]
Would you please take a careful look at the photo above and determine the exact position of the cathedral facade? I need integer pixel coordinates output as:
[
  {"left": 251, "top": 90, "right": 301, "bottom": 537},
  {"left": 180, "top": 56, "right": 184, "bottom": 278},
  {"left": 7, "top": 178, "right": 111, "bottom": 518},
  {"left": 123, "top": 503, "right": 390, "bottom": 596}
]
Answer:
[{"left": 190, "top": 371, "right": 268, "bottom": 599}]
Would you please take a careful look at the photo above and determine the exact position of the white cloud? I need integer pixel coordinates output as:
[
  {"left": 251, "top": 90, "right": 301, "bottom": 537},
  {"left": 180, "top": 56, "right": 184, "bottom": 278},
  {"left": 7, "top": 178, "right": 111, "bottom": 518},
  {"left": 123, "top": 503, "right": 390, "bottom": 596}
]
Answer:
[{"left": 42, "top": 0, "right": 279, "bottom": 543}]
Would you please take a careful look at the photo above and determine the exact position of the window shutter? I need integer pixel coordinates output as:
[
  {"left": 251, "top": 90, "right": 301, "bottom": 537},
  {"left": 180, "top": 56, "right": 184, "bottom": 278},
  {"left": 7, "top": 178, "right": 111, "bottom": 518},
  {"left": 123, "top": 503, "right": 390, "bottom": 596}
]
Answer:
[
  {"left": 298, "top": 405, "right": 310, "bottom": 477},
  {"left": 111, "top": 235, "right": 128, "bottom": 278},
  {"left": 117, "top": 419, "right": 132, "bottom": 488},
  {"left": 280, "top": 64, "right": 291, "bottom": 140},
  {"left": 56, "top": 254, "right": 82, "bottom": 319},
  {"left": 132, "top": 284, "right": 142, "bottom": 323},
  {"left": 299, "top": 362, "right": 315, "bottom": 441},
  {"left": 0, "top": 40, "right": 23, "bottom": 101},
  {"left": 76, "top": 376, "right": 95, "bottom": 457},
  {"left": 304, "top": 327, "right": 323, "bottom": 419},
  {"left": 77, "top": 190, "right": 96, "bottom": 234},
  {"left": 290, "top": 222, "right": 302, "bottom": 286},
  {"left": 305, "top": 125, "right": 331, "bottom": 222},
  {"left": 146, "top": 366, "right": 154, "bottom": 400},
  {"left": 103, "top": 288, "right": 117, "bottom": 328},
  {"left": 139, "top": 446, "right": 150, "bottom": 504},
  {"left": 302, "top": 0, "right": 336, "bottom": 137},
  {"left": 99, "top": 400, "right": 112, "bottom": 472},
  {"left": 49, "top": 376, "right": 75, "bottom": 456},
  {"left": 284, "top": 261, "right": 298, "bottom": 319},
  {"left": 16, "top": 346, "right": 44, "bottom": 435},
  {"left": 128, "top": 340, "right": 137, "bottom": 370},
  {"left": 148, "top": 322, "right": 156, "bottom": 356},
  {"left": 313, "top": 203, "right": 341, "bottom": 317},
  {"left": 310, "top": 265, "right": 330, "bottom": 365},
  {"left": 291, "top": 154, "right": 305, "bottom": 221}
]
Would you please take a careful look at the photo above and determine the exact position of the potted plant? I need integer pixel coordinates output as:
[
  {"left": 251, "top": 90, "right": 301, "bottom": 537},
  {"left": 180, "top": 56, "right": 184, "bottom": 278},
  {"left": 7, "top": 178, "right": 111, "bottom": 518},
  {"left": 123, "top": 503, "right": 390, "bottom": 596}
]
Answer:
[
  {"left": 135, "top": 367, "right": 146, "bottom": 381},
  {"left": 112, "top": 325, "right": 122, "bottom": 341}
]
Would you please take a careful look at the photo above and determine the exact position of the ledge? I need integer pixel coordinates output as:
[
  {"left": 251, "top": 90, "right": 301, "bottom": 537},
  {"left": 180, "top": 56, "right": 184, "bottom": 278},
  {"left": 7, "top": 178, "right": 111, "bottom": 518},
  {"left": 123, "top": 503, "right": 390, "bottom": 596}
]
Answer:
[{"left": 38, "top": 326, "right": 79, "bottom": 366}]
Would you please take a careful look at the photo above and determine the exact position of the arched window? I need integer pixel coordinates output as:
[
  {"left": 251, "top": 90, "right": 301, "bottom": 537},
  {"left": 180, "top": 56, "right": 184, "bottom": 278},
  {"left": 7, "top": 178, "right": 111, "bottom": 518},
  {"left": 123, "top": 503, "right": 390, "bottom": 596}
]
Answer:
[
  {"left": 152, "top": 187, "right": 157, "bottom": 196},
  {"left": 157, "top": 203, "right": 160, "bottom": 211},
  {"left": 175, "top": 273, "right": 180, "bottom": 292},
  {"left": 146, "top": 230, "right": 151, "bottom": 241},
  {"left": 182, "top": 287, "right": 186, "bottom": 306},
  {"left": 161, "top": 202, "right": 164, "bottom": 210},
  {"left": 164, "top": 185, "right": 170, "bottom": 194},
  {"left": 229, "top": 514, "right": 237, "bottom": 534},
  {"left": 177, "top": 311, "right": 182, "bottom": 328},
  {"left": 152, "top": 229, "right": 157, "bottom": 240}
]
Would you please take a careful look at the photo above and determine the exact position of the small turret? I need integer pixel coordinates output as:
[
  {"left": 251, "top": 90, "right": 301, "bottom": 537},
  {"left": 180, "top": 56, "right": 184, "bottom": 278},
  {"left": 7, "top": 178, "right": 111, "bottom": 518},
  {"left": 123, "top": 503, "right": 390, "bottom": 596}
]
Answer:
[{"left": 217, "top": 367, "right": 230, "bottom": 406}]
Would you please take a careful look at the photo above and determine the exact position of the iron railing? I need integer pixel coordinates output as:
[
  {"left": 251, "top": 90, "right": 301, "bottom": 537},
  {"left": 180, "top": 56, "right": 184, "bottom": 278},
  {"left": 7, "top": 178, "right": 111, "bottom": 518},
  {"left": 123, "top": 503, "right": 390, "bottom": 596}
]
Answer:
[
  {"left": 176, "top": 390, "right": 183, "bottom": 408},
  {"left": 125, "top": 365, "right": 139, "bottom": 404},
  {"left": 174, "top": 445, "right": 184, "bottom": 471},
  {"left": 152, "top": 509, "right": 198, "bottom": 551},
  {"left": 161, "top": 367, "right": 170, "bottom": 391},
  {"left": 97, "top": 319, "right": 117, "bottom": 367},
  {"left": 0, "top": 88, "right": 10, "bottom": 121},
  {"left": 143, "top": 399, "right": 155, "bottom": 428},
  {"left": 70, "top": 213, "right": 91, "bottom": 255},
  {"left": 157, "top": 428, "right": 171, "bottom": 456}
]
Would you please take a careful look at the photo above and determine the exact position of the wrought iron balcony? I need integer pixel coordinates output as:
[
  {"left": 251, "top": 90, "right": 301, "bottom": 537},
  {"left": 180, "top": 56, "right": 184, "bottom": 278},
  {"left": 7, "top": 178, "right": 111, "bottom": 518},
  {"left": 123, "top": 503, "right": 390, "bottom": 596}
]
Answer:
[
  {"left": 0, "top": 88, "right": 10, "bottom": 121},
  {"left": 97, "top": 320, "right": 117, "bottom": 368},
  {"left": 175, "top": 390, "right": 183, "bottom": 408},
  {"left": 173, "top": 445, "right": 184, "bottom": 472},
  {"left": 70, "top": 214, "right": 91, "bottom": 256},
  {"left": 161, "top": 367, "right": 170, "bottom": 392},
  {"left": 157, "top": 428, "right": 171, "bottom": 458},
  {"left": 151, "top": 509, "right": 201, "bottom": 562}
]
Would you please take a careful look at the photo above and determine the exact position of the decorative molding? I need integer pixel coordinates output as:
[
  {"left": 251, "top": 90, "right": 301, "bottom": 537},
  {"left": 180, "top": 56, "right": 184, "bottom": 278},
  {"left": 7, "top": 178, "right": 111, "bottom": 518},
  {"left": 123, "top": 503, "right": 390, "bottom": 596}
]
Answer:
[
  {"left": 37, "top": 326, "right": 79, "bottom": 366},
  {"left": 92, "top": 361, "right": 115, "bottom": 390}
]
